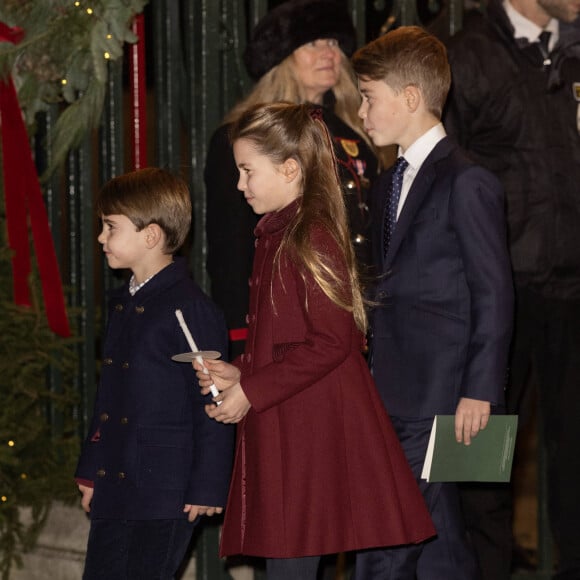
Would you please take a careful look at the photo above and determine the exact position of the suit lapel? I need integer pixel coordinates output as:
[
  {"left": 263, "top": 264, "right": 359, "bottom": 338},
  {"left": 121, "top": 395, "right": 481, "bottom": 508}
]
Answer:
[{"left": 384, "top": 137, "right": 455, "bottom": 268}]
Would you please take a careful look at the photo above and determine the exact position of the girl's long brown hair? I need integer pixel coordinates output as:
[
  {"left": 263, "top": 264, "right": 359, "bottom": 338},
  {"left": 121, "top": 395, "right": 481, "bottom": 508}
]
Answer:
[{"left": 229, "top": 102, "right": 367, "bottom": 333}]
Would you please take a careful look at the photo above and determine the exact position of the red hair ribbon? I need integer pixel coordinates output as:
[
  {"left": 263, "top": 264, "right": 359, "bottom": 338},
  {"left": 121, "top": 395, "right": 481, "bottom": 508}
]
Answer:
[
  {"left": 309, "top": 106, "right": 324, "bottom": 121},
  {"left": 0, "top": 21, "right": 71, "bottom": 336}
]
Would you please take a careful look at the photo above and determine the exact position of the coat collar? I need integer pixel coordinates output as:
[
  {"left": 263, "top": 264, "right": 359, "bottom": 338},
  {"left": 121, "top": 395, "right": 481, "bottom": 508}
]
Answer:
[
  {"left": 255, "top": 198, "right": 301, "bottom": 237},
  {"left": 487, "top": 0, "right": 580, "bottom": 88},
  {"left": 109, "top": 257, "right": 188, "bottom": 302}
]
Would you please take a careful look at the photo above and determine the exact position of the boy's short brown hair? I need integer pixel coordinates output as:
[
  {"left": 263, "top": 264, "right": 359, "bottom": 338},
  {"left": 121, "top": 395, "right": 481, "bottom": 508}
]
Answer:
[
  {"left": 96, "top": 167, "right": 192, "bottom": 254},
  {"left": 352, "top": 26, "right": 451, "bottom": 118}
]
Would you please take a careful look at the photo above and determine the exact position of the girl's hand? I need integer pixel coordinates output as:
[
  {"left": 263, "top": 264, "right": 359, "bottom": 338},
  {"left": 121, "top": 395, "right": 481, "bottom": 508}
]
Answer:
[
  {"left": 206, "top": 382, "right": 251, "bottom": 424},
  {"left": 193, "top": 359, "right": 241, "bottom": 395}
]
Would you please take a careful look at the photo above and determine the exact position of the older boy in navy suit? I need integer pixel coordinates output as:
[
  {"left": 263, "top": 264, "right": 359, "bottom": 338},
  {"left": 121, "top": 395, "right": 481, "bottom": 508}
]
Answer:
[
  {"left": 352, "top": 27, "right": 514, "bottom": 579},
  {"left": 75, "top": 168, "right": 233, "bottom": 579}
]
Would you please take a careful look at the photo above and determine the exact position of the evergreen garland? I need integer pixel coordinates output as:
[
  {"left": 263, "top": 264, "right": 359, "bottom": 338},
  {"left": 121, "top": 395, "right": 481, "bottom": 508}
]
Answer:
[
  {"left": 0, "top": 1, "right": 147, "bottom": 577},
  {"left": 0, "top": 194, "right": 80, "bottom": 579},
  {"left": 0, "top": 0, "right": 148, "bottom": 179}
]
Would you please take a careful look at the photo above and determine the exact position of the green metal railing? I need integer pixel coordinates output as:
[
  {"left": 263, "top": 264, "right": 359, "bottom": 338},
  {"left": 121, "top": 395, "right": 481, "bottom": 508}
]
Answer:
[{"left": 33, "top": 0, "right": 552, "bottom": 578}]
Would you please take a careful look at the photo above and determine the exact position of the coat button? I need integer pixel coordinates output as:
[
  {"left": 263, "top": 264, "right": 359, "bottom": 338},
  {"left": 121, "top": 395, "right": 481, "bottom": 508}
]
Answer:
[
  {"left": 120, "top": 417, "right": 128, "bottom": 424},
  {"left": 115, "top": 304, "right": 123, "bottom": 311},
  {"left": 103, "top": 358, "right": 113, "bottom": 365},
  {"left": 118, "top": 472, "right": 126, "bottom": 479},
  {"left": 99, "top": 413, "right": 109, "bottom": 422},
  {"left": 344, "top": 180, "right": 356, "bottom": 192},
  {"left": 245, "top": 314, "right": 250, "bottom": 324},
  {"left": 96, "top": 469, "right": 106, "bottom": 477},
  {"left": 122, "top": 362, "right": 129, "bottom": 369},
  {"left": 135, "top": 306, "right": 144, "bottom": 314},
  {"left": 246, "top": 352, "right": 252, "bottom": 363}
]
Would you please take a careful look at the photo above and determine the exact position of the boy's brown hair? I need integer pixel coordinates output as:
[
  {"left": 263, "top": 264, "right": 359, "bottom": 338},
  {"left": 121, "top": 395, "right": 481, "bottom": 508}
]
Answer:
[
  {"left": 96, "top": 167, "right": 192, "bottom": 254},
  {"left": 352, "top": 26, "right": 451, "bottom": 119}
]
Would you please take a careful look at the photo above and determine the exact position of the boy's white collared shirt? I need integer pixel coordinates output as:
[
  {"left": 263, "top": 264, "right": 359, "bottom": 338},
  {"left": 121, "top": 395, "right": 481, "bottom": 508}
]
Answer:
[{"left": 395, "top": 123, "right": 446, "bottom": 219}]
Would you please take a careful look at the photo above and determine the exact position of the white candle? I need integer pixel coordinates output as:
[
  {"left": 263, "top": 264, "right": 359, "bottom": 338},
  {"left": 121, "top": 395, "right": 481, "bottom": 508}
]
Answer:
[{"left": 175, "top": 309, "right": 221, "bottom": 403}]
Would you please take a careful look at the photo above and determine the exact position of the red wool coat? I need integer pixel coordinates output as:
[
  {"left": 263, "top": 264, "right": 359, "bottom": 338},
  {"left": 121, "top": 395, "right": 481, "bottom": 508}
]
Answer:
[{"left": 220, "top": 200, "right": 435, "bottom": 558}]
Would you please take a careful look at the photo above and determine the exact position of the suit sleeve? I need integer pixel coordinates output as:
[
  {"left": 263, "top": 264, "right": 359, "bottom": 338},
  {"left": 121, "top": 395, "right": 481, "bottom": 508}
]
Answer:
[{"left": 451, "top": 165, "right": 514, "bottom": 405}]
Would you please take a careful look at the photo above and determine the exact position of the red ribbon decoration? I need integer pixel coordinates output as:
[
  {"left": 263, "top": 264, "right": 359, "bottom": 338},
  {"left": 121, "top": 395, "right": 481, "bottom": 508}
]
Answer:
[
  {"left": 0, "top": 22, "right": 71, "bottom": 337},
  {"left": 129, "top": 14, "right": 147, "bottom": 170}
]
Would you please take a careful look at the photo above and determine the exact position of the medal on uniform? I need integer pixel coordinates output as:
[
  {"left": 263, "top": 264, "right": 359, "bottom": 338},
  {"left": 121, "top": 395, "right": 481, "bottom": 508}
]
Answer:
[{"left": 340, "top": 138, "right": 359, "bottom": 158}]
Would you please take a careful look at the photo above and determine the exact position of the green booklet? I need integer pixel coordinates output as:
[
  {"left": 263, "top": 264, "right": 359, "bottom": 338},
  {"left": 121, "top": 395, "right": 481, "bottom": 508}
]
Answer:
[{"left": 421, "top": 415, "right": 518, "bottom": 482}]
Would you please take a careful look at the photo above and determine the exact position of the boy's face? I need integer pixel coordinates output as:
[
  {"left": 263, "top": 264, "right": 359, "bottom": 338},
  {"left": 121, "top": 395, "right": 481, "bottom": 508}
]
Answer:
[
  {"left": 233, "top": 138, "right": 300, "bottom": 215},
  {"left": 357, "top": 77, "right": 410, "bottom": 149},
  {"left": 98, "top": 214, "right": 149, "bottom": 271}
]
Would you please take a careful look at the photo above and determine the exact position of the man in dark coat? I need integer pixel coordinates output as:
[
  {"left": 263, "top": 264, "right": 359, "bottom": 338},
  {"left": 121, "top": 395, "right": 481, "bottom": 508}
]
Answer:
[{"left": 445, "top": 1, "right": 580, "bottom": 578}]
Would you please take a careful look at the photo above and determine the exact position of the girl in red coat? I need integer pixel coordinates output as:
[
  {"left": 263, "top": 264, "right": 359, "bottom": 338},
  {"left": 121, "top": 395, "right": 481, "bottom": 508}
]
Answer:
[{"left": 195, "top": 102, "right": 435, "bottom": 579}]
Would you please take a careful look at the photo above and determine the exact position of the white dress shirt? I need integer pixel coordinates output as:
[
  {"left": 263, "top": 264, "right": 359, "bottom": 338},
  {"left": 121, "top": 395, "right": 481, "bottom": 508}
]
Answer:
[
  {"left": 504, "top": 0, "right": 559, "bottom": 49},
  {"left": 396, "top": 123, "right": 446, "bottom": 219}
]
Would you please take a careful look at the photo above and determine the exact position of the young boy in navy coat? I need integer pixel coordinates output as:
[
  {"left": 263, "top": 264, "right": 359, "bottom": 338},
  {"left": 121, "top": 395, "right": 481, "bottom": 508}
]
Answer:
[
  {"left": 75, "top": 168, "right": 234, "bottom": 579},
  {"left": 351, "top": 27, "right": 514, "bottom": 579}
]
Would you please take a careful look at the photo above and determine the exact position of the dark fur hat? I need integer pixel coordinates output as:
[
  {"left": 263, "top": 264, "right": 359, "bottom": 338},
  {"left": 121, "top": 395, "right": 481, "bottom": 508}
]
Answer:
[{"left": 244, "top": 0, "right": 357, "bottom": 81}]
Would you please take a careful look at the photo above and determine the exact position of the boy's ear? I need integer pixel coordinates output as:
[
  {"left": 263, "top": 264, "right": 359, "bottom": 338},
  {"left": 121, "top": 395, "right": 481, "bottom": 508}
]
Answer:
[
  {"left": 403, "top": 85, "right": 422, "bottom": 113},
  {"left": 281, "top": 158, "right": 300, "bottom": 182},
  {"left": 144, "top": 223, "right": 164, "bottom": 249}
]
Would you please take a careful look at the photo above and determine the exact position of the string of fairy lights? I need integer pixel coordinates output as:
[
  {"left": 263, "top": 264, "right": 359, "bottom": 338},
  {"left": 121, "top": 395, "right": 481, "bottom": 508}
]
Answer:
[{"left": 1, "top": 440, "right": 27, "bottom": 504}]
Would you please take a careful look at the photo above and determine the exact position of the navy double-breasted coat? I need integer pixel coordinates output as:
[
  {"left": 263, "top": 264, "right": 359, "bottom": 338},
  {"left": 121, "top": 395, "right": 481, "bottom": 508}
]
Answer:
[{"left": 75, "top": 258, "right": 234, "bottom": 520}]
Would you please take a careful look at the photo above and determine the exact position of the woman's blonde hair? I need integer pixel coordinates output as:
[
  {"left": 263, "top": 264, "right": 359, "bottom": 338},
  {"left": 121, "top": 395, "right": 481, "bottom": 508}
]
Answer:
[
  {"left": 229, "top": 102, "right": 367, "bottom": 333},
  {"left": 225, "top": 52, "right": 371, "bottom": 150}
]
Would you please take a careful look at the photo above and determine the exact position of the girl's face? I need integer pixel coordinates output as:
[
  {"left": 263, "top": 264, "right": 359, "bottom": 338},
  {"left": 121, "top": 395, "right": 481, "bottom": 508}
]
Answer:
[
  {"left": 290, "top": 39, "right": 342, "bottom": 104},
  {"left": 233, "top": 138, "right": 300, "bottom": 215},
  {"left": 97, "top": 213, "right": 148, "bottom": 271}
]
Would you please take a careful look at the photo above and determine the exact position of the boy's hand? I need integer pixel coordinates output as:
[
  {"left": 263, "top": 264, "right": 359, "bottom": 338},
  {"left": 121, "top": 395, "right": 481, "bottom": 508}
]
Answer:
[
  {"left": 183, "top": 504, "right": 224, "bottom": 522},
  {"left": 78, "top": 484, "right": 94, "bottom": 513},
  {"left": 454, "top": 397, "right": 490, "bottom": 445}
]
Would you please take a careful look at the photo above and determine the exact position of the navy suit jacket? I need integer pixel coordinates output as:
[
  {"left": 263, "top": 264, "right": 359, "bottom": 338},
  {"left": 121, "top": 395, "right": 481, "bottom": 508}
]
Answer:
[{"left": 369, "top": 137, "right": 514, "bottom": 419}]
